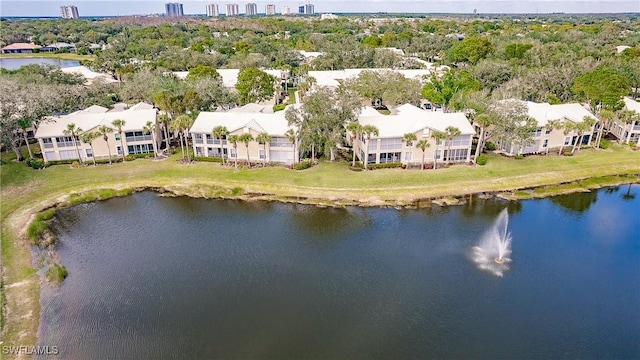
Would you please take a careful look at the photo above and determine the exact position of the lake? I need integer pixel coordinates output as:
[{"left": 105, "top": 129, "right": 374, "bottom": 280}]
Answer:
[
  {"left": 0, "top": 57, "right": 79, "bottom": 70},
  {"left": 38, "top": 185, "right": 640, "bottom": 359}
]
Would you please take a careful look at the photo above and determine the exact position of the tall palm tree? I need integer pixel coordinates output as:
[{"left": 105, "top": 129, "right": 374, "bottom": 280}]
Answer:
[
  {"left": 618, "top": 109, "right": 640, "bottom": 144},
  {"left": 238, "top": 133, "right": 254, "bottom": 166},
  {"left": 473, "top": 113, "right": 492, "bottom": 162},
  {"left": 111, "top": 119, "right": 127, "bottom": 162},
  {"left": 416, "top": 139, "right": 430, "bottom": 170},
  {"left": 444, "top": 126, "right": 461, "bottom": 163},
  {"left": 595, "top": 109, "right": 614, "bottom": 148},
  {"left": 97, "top": 125, "right": 114, "bottom": 164},
  {"left": 256, "top": 132, "right": 272, "bottom": 167},
  {"left": 80, "top": 132, "right": 100, "bottom": 166},
  {"left": 361, "top": 125, "right": 379, "bottom": 170},
  {"left": 227, "top": 134, "right": 239, "bottom": 170},
  {"left": 212, "top": 125, "right": 230, "bottom": 164},
  {"left": 431, "top": 130, "right": 447, "bottom": 169},
  {"left": 63, "top": 123, "right": 84, "bottom": 164},
  {"left": 403, "top": 132, "right": 417, "bottom": 168},
  {"left": 347, "top": 122, "right": 363, "bottom": 167},
  {"left": 572, "top": 116, "right": 596, "bottom": 154},
  {"left": 545, "top": 119, "right": 562, "bottom": 155},
  {"left": 169, "top": 116, "right": 185, "bottom": 159},
  {"left": 285, "top": 128, "right": 298, "bottom": 164},
  {"left": 143, "top": 121, "right": 159, "bottom": 157}
]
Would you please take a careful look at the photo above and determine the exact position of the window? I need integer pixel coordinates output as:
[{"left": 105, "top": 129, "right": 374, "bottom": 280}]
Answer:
[
  {"left": 44, "top": 151, "right": 56, "bottom": 161},
  {"left": 270, "top": 136, "right": 292, "bottom": 148},
  {"left": 543, "top": 139, "right": 548, "bottom": 148},
  {"left": 230, "top": 149, "right": 236, "bottom": 158},
  {"left": 445, "top": 135, "right": 470, "bottom": 147},
  {"left": 116, "top": 146, "right": 122, "bottom": 155},
  {"left": 114, "top": 133, "right": 120, "bottom": 141},
  {"left": 194, "top": 134, "right": 203, "bottom": 144},
  {"left": 404, "top": 152, "right": 411, "bottom": 161},
  {"left": 422, "top": 128, "right": 430, "bottom": 138},
  {"left": 259, "top": 150, "right": 265, "bottom": 159},
  {"left": 443, "top": 148, "right": 468, "bottom": 162},
  {"left": 380, "top": 152, "right": 400, "bottom": 163},
  {"left": 55, "top": 136, "right": 75, "bottom": 148},
  {"left": 545, "top": 128, "right": 551, "bottom": 135},
  {"left": 368, "top": 139, "right": 378, "bottom": 151},
  {"left": 436, "top": 150, "right": 442, "bottom": 160},
  {"left": 42, "top": 138, "right": 54, "bottom": 148},
  {"left": 534, "top": 128, "right": 542, "bottom": 138},
  {"left": 125, "top": 131, "right": 151, "bottom": 142},
  {"left": 196, "top": 147, "right": 204, "bottom": 156},
  {"left": 380, "top": 138, "right": 402, "bottom": 150},
  {"left": 564, "top": 137, "right": 571, "bottom": 146},
  {"left": 59, "top": 150, "right": 78, "bottom": 160},
  {"left": 127, "top": 143, "right": 153, "bottom": 154},
  {"left": 86, "top": 148, "right": 93, "bottom": 157}
]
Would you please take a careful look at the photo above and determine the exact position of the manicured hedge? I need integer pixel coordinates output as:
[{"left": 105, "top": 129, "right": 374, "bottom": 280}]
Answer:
[
  {"left": 368, "top": 162, "right": 402, "bottom": 170},
  {"left": 194, "top": 156, "right": 223, "bottom": 163},
  {"left": 476, "top": 154, "right": 488, "bottom": 165},
  {"left": 293, "top": 159, "right": 314, "bottom": 170}
]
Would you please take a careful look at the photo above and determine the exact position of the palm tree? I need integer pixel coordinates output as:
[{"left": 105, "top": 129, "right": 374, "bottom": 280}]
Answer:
[
  {"left": 227, "top": 134, "right": 239, "bottom": 169},
  {"left": 79, "top": 132, "right": 100, "bottom": 166},
  {"left": 618, "top": 109, "right": 640, "bottom": 144},
  {"left": 556, "top": 120, "right": 575, "bottom": 155},
  {"left": 111, "top": 119, "right": 127, "bottom": 162},
  {"left": 402, "top": 132, "right": 417, "bottom": 168},
  {"left": 571, "top": 116, "right": 596, "bottom": 154},
  {"left": 285, "top": 128, "right": 298, "bottom": 164},
  {"left": 170, "top": 115, "right": 193, "bottom": 160},
  {"left": 97, "top": 125, "right": 114, "bottom": 164},
  {"left": 545, "top": 119, "right": 562, "bottom": 155},
  {"left": 361, "top": 125, "right": 379, "bottom": 170},
  {"left": 238, "top": 133, "right": 254, "bottom": 166},
  {"left": 473, "top": 113, "right": 492, "bottom": 163},
  {"left": 63, "top": 123, "right": 84, "bottom": 164},
  {"left": 347, "top": 122, "right": 363, "bottom": 167},
  {"left": 431, "top": 130, "right": 447, "bottom": 169},
  {"left": 212, "top": 125, "right": 229, "bottom": 164},
  {"left": 444, "top": 126, "right": 461, "bottom": 163},
  {"left": 256, "top": 132, "right": 272, "bottom": 167},
  {"left": 143, "top": 121, "right": 159, "bottom": 157},
  {"left": 595, "top": 109, "right": 614, "bottom": 148},
  {"left": 416, "top": 139, "right": 431, "bottom": 170}
]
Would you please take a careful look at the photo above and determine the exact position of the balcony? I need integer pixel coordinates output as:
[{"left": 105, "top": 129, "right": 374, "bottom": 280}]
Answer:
[{"left": 125, "top": 134, "right": 152, "bottom": 142}]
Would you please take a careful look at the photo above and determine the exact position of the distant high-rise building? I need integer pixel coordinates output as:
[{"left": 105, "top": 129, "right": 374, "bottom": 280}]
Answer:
[
  {"left": 165, "top": 3, "right": 184, "bottom": 17},
  {"left": 60, "top": 5, "right": 79, "bottom": 19},
  {"left": 298, "top": 5, "right": 305, "bottom": 14},
  {"left": 265, "top": 4, "right": 276, "bottom": 16},
  {"left": 206, "top": 3, "right": 220, "bottom": 16},
  {"left": 226, "top": 3, "right": 239, "bottom": 16},
  {"left": 245, "top": 3, "right": 257, "bottom": 16},
  {"left": 304, "top": 3, "right": 314, "bottom": 15},
  {"left": 281, "top": 6, "right": 290, "bottom": 15}
]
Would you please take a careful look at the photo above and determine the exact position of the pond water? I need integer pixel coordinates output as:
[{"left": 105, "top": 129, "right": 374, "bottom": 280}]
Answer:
[
  {"left": 38, "top": 185, "right": 640, "bottom": 359},
  {"left": 0, "top": 57, "right": 79, "bottom": 70}
]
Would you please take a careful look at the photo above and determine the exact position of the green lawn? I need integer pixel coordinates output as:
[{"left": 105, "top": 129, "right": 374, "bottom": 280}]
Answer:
[{"left": 1, "top": 143, "right": 639, "bottom": 349}]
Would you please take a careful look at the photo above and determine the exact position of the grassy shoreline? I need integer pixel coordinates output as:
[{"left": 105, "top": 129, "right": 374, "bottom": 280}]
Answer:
[
  {"left": 0, "top": 53, "right": 96, "bottom": 61},
  {"left": 1, "top": 145, "right": 639, "bottom": 355}
]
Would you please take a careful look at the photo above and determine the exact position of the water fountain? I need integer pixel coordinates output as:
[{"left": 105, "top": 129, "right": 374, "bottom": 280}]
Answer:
[{"left": 472, "top": 209, "right": 512, "bottom": 276}]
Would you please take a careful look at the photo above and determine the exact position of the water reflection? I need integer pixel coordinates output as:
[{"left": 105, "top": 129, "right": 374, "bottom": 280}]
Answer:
[{"left": 549, "top": 190, "right": 598, "bottom": 213}]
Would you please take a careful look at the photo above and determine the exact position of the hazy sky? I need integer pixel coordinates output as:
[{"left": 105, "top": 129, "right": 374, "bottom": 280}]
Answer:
[{"left": 0, "top": 0, "right": 638, "bottom": 17}]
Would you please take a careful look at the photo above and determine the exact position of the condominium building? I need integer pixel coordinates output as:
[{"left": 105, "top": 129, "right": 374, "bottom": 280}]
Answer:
[
  {"left": 281, "top": 6, "right": 290, "bottom": 15},
  {"left": 206, "top": 3, "right": 220, "bottom": 16},
  {"left": 304, "top": 3, "right": 315, "bottom": 15},
  {"left": 165, "top": 3, "right": 184, "bottom": 17},
  {"left": 265, "top": 4, "right": 276, "bottom": 15},
  {"left": 298, "top": 5, "right": 305, "bottom": 14},
  {"left": 245, "top": 3, "right": 257, "bottom": 16},
  {"left": 60, "top": 5, "right": 79, "bottom": 19},
  {"left": 226, "top": 3, "right": 239, "bottom": 16}
]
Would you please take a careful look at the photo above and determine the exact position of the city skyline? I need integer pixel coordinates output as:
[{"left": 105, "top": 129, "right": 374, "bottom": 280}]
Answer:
[{"left": 0, "top": 0, "right": 638, "bottom": 17}]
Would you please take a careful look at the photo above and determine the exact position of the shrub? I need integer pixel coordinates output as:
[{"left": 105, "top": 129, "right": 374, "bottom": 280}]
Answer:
[
  {"left": 293, "top": 159, "right": 314, "bottom": 170},
  {"left": 124, "top": 154, "right": 151, "bottom": 161},
  {"left": 26, "top": 158, "right": 44, "bottom": 169},
  {"left": 27, "top": 220, "right": 47, "bottom": 243},
  {"left": 599, "top": 139, "right": 611, "bottom": 149},
  {"left": 46, "top": 263, "right": 68, "bottom": 283},
  {"left": 71, "top": 161, "right": 81, "bottom": 168},
  {"left": 44, "top": 159, "right": 74, "bottom": 166},
  {"left": 368, "top": 162, "right": 402, "bottom": 170},
  {"left": 194, "top": 156, "right": 223, "bottom": 163},
  {"left": 485, "top": 141, "right": 497, "bottom": 151},
  {"left": 95, "top": 158, "right": 122, "bottom": 165},
  {"left": 563, "top": 152, "right": 574, "bottom": 156},
  {"left": 514, "top": 154, "right": 524, "bottom": 160},
  {"left": 476, "top": 154, "right": 488, "bottom": 165},
  {"left": 273, "top": 104, "right": 286, "bottom": 112}
]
